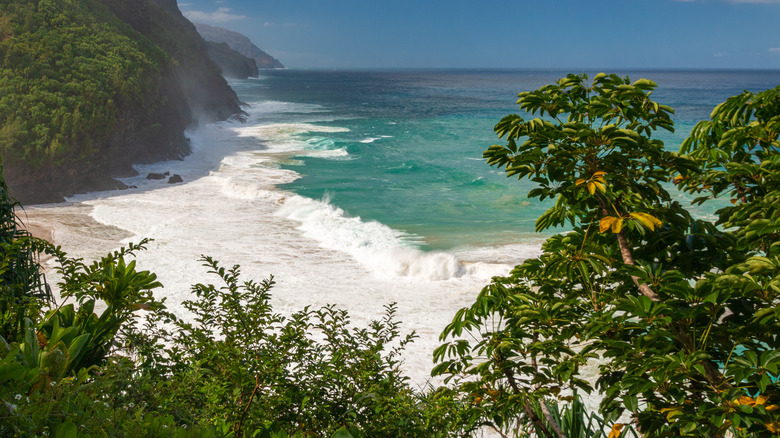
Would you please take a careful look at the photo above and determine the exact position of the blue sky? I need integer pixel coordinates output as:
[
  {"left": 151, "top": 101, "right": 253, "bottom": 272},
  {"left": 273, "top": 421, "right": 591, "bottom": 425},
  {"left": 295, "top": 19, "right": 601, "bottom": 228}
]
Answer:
[{"left": 178, "top": 0, "right": 780, "bottom": 69}]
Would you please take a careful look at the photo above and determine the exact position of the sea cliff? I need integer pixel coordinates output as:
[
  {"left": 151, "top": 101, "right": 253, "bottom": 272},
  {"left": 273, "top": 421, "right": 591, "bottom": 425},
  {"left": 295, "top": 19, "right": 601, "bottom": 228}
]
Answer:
[
  {"left": 194, "top": 22, "right": 284, "bottom": 70},
  {"left": 0, "top": 0, "right": 244, "bottom": 204}
]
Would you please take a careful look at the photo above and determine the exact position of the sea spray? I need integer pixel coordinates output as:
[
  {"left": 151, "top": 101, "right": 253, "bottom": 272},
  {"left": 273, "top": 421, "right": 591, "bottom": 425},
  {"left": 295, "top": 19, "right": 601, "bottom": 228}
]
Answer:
[{"left": 275, "top": 194, "right": 473, "bottom": 281}]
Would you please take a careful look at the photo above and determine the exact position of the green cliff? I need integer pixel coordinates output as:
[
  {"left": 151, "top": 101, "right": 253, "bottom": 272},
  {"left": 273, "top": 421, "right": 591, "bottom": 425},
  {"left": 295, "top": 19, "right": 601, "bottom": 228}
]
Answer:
[{"left": 0, "top": 0, "right": 244, "bottom": 204}]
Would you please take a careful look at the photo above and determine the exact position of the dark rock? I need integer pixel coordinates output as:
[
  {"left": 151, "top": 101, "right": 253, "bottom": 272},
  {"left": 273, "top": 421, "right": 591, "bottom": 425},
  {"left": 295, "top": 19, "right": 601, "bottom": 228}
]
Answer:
[
  {"left": 168, "top": 174, "right": 183, "bottom": 184},
  {"left": 146, "top": 172, "right": 167, "bottom": 180}
]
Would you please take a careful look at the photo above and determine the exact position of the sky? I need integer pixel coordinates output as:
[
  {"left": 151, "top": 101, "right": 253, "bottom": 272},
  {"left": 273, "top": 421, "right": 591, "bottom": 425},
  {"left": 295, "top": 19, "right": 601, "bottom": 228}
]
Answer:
[{"left": 177, "top": 0, "right": 780, "bottom": 70}]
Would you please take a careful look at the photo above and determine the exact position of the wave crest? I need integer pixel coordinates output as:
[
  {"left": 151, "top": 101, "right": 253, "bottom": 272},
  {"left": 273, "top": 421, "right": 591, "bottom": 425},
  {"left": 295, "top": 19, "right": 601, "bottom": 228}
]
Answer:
[{"left": 275, "top": 195, "right": 472, "bottom": 281}]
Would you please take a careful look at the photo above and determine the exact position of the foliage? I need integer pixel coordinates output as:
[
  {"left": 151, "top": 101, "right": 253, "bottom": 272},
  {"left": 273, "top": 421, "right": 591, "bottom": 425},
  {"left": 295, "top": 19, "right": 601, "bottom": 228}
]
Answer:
[
  {"left": 0, "top": 0, "right": 169, "bottom": 167},
  {"left": 2, "top": 72, "right": 778, "bottom": 437},
  {"left": 0, "top": 162, "right": 51, "bottom": 341},
  {"left": 0, "top": 166, "right": 466, "bottom": 436},
  {"left": 123, "top": 256, "right": 471, "bottom": 437},
  {"left": 524, "top": 393, "right": 638, "bottom": 438},
  {"left": 1, "top": 252, "right": 470, "bottom": 437},
  {"left": 434, "top": 74, "right": 780, "bottom": 437}
]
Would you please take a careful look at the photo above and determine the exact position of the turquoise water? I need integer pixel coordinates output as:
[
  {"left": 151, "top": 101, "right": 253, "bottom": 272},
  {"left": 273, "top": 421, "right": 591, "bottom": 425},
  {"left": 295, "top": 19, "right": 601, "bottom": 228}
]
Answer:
[{"left": 232, "top": 69, "right": 780, "bottom": 252}]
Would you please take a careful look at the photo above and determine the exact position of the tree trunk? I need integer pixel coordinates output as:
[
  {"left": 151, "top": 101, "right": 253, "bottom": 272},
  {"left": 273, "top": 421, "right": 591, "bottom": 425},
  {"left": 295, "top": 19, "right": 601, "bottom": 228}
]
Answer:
[{"left": 616, "top": 231, "right": 661, "bottom": 301}]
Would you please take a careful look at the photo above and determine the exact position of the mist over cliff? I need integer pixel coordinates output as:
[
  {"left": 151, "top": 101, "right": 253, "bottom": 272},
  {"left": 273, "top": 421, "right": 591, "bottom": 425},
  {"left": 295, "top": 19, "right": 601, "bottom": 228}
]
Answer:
[
  {"left": 0, "top": 0, "right": 244, "bottom": 204},
  {"left": 204, "top": 41, "right": 259, "bottom": 79}
]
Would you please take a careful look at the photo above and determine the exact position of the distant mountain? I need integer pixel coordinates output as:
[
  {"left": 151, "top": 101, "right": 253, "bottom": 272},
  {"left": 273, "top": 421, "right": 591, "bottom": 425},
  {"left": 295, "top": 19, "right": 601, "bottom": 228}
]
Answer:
[
  {"left": 194, "top": 23, "right": 284, "bottom": 69},
  {"left": 204, "top": 41, "right": 259, "bottom": 79}
]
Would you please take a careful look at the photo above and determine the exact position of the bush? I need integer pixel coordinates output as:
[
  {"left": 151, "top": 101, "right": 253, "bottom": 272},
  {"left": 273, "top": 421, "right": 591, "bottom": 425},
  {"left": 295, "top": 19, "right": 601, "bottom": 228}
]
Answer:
[
  {"left": 434, "top": 74, "right": 780, "bottom": 437},
  {"left": 0, "top": 165, "right": 467, "bottom": 436}
]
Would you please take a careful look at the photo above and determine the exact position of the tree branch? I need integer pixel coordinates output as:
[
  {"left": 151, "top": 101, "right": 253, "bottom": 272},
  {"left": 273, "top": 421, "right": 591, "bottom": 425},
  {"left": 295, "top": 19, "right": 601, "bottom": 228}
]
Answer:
[{"left": 616, "top": 231, "right": 661, "bottom": 302}]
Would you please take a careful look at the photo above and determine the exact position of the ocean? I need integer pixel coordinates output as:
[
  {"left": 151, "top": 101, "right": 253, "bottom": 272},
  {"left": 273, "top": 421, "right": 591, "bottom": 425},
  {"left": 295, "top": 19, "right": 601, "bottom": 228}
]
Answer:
[{"left": 28, "top": 69, "right": 780, "bottom": 394}]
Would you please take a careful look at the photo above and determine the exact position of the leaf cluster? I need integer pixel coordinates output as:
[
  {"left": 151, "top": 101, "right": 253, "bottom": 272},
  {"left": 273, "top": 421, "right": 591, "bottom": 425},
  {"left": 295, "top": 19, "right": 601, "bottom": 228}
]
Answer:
[
  {"left": 436, "top": 75, "right": 780, "bottom": 437},
  {"left": 0, "top": 0, "right": 170, "bottom": 167}
]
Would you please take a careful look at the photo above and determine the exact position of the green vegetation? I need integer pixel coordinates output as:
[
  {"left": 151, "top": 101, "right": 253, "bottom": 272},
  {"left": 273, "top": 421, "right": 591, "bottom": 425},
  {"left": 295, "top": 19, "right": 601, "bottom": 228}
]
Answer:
[
  {"left": 0, "top": 177, "right": 469, "bottom": 436},
  {"left": 0, "top": 164, "right": 50, "bottom": 342},
  {"left": 435, "top": 74, "right": 780, "bottom": 436},
  {"left": 0, "top": 0, "right": 169, "bottom": 167},
  {"left": 0, "top": 74, "right": 778, "bottom": 437}
]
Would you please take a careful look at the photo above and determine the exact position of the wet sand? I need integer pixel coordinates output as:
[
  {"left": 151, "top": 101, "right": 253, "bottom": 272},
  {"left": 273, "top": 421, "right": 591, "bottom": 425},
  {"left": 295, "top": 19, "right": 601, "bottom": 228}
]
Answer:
[{"left": 18, "top": 203, "right": 131, "bottom": 264}]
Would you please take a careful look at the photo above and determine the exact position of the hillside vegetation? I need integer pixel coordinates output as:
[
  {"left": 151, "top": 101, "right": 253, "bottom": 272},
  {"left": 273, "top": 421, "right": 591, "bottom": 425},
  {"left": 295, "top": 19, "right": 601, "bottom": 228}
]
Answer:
[{"left": 0, "top": 0, "right": 242, "bottom": 204}]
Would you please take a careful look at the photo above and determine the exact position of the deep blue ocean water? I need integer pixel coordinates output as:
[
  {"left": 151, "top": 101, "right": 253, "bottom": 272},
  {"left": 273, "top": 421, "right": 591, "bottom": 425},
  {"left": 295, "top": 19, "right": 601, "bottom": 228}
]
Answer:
[{"left": 229, "top": 69, "right": 780, "bottom": 252}]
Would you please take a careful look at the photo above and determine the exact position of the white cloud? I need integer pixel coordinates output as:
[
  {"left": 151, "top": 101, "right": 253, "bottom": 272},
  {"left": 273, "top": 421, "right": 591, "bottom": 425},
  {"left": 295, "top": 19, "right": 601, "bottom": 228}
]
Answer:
[
  {"left": 770, "top": 47, "right": 780, "bottom": 53},
  {"left": 262, "top": 21, "right": 303, "bottom": 28},
  {"left": 182, "top": 7, "right": 247, "bottom": 23},
  {"left": 714, "top": 52, "right": 728, "bottom": 57}
]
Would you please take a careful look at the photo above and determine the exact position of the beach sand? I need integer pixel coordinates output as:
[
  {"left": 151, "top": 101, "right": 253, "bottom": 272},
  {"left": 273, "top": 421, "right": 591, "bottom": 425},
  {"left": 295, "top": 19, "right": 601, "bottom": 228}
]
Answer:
[{"left": 19, "top": 202, "right": 132, "bottom": 266}]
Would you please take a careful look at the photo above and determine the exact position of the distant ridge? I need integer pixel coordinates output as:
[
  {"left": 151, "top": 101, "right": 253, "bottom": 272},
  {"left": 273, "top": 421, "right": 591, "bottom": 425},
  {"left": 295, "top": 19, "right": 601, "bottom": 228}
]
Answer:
[
  {"left": 194, "top": 23, "right": 284, "bottom": 69},
  {"left": 204, "top": 41, "right": 259, "bottom": 79}
]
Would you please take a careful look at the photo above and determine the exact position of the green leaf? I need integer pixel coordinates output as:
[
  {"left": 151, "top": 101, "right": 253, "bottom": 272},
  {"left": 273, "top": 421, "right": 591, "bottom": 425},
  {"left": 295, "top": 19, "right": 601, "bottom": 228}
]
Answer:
[
  {"left": 55, "top": 422, "right": 78, "bottom": 438},
  {"left": 332, "top": 427, "right": 354, "bottom": 438}
]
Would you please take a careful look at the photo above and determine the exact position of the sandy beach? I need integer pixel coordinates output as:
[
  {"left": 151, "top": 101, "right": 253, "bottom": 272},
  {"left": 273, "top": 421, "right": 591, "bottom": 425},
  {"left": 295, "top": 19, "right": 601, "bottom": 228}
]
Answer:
[{"left": 19, "top": 202, "right": 133, "bottom": 270}]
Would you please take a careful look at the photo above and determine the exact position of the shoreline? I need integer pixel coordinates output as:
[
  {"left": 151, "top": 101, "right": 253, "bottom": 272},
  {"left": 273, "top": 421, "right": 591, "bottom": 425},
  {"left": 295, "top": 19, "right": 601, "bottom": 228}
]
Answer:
[
  {"left": 26, "top": 222, "right": 53, "bottom": 243},
  {"left": 13, "top": 78, "right": 542, "bottom": 390},
  {"left": 19, "top": 203, "right": 134, "bottom": 267},
  {"left": 16, "top": 124, "right": 527, "bottom": 390}
]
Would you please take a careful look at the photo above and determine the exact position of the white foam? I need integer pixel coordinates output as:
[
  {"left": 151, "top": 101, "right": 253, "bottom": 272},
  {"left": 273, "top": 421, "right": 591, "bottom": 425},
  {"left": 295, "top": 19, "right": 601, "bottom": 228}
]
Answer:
[
  {"left": 359, "top": 135, "right": 393, "bottom": 144},
  {"left": 244, "top": 100, "right": 329, "bottom": 118},
  {"left": 41, "top": 105, "right": 538, "bottom": 390},
  {"left": 231, "top": 123, "right": 350, "bottom": 157},
  {"left": 234, "top": 123, "right": 349, "bottom": 139},
  {"left": 299, "top": 148, "right": 351, "bottom": 159},
  {"left": 274, "top": 195, "right": 509, "bottom": 282}
]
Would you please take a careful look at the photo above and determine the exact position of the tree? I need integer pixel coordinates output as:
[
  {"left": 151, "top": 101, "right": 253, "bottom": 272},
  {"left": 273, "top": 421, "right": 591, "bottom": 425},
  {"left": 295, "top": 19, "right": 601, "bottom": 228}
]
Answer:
[
  {"left": 0, "top": 163, "right": 50, "bottom": 342},
  {"left": 433, "top": 74, "right": 780, "bottom": 437}
]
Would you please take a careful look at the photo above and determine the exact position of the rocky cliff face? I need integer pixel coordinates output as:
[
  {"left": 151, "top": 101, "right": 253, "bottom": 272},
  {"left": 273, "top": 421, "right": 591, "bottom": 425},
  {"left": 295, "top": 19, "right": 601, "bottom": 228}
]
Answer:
[
  {"left": 205, "top": 41, "right": 259, "bottom": 79},
  {"left": 105, "top": 0, "right": 245, "bottom": 123},
  {"left": 194, "top": 22, "right": 284, "bottom": 69},
  {"left": 2, "top": 0, "right": 244, "bottom": 204},
  {"left": 4, "top": 69, "right": 192, "bottom": 205}
]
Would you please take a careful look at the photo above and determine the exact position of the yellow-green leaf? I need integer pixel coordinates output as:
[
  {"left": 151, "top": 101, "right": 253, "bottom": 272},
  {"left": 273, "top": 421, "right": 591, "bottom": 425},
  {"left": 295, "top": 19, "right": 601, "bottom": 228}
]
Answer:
[
  {"left": 629, "top": 212, "right": 662, "bottom": 231},
  {"left": 607, "top": 423, "right": 624, "bottom": 438},
  {"left": 600, "top": 216, "right": 617, "bottom": 233},
  {"left": 612, "top": 218, "right": 624, "bottom": 233}
]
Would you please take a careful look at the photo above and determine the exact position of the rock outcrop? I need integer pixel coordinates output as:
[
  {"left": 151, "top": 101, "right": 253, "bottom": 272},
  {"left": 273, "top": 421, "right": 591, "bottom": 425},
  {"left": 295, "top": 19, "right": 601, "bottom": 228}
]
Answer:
[{"left": 105, "top": 0, "right": 245, "bottom": 123}]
